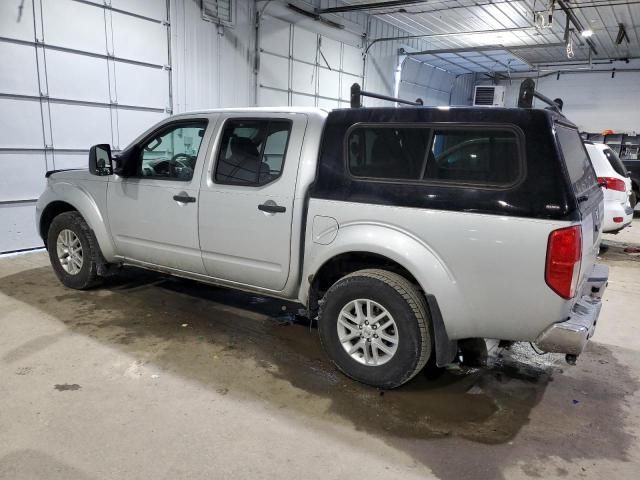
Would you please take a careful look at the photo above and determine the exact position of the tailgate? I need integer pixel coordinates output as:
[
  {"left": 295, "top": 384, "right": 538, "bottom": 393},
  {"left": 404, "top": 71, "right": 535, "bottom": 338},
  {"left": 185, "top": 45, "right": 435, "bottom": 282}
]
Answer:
[{"left": 554, "top": 125, "right": 603, "bottom": 291}]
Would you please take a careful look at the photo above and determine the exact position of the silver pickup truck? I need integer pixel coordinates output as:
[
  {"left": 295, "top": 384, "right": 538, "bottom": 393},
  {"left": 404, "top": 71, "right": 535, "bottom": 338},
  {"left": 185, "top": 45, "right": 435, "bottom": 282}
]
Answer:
[{"left": 36, "top": 91, "right": 608, "bottom": 388}]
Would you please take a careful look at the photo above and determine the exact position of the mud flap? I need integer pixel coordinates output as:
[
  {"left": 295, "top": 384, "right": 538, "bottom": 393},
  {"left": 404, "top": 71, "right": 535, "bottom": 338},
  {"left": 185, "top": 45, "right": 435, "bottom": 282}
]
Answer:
[{"left": 425, "top": 294, "right": 458, "bottom": 367}]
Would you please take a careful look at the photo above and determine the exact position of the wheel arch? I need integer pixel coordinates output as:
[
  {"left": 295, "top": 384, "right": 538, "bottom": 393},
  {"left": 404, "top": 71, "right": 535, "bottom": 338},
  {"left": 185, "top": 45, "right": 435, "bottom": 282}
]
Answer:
[
  {"left": 39, "top": 184, "right": 116, "bottom": 260},
  {"left": 301, "top": 223, "right": 463, "bottom": 366}
]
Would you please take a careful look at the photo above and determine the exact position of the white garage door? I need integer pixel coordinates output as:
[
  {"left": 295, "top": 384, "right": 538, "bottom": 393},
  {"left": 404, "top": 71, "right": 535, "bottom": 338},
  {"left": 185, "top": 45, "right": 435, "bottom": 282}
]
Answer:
[
  {"left": 0, "top": 0, "right": 171, "bottom": 253},
  {"left": 258, "top": 15, "right": 363, "bottom": 109}
]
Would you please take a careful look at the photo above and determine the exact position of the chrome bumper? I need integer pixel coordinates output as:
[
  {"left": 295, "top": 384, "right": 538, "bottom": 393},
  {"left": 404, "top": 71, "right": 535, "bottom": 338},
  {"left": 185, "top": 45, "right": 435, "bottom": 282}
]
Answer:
[{"left": 535, "top": 264, "right": 609, "bottom": 356}]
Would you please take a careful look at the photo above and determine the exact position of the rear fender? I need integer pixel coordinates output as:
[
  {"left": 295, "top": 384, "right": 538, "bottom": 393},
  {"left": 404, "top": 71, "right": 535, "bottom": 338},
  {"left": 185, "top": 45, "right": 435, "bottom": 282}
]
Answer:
[{"left": 300, "top": 222, "right": 467, "bottom": 338}]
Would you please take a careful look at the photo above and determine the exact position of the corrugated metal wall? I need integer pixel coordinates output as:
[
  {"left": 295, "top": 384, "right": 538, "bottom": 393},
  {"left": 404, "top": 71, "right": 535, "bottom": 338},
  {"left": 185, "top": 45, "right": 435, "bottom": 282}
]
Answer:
[
  {"left": 476, "top": 68, "right": 640, "bottom": 132},
  {"left": 170, "top": 0, "right": 462, "bottom": 111},
  {"left": 399, "top": 58, "right": 456, "bottom": 106},
  {"left": 450, "top": 73, "right": 476, "bottom": 106},
  {"left": 171, "top": 0, "right": 256, "bottom": 112}
]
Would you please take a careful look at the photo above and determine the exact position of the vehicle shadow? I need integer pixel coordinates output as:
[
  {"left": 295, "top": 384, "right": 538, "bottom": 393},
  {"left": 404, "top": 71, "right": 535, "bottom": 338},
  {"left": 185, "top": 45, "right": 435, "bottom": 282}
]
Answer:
[{"left": 1, "top": 265, "right": 636, "bottom": 480}]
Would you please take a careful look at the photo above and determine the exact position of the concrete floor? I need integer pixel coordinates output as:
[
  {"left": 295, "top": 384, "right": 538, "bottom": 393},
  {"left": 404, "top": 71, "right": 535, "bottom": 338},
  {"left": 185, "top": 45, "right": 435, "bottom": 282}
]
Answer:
[{"left": 1, "top": 220, "right": 639, "bottom": 480}]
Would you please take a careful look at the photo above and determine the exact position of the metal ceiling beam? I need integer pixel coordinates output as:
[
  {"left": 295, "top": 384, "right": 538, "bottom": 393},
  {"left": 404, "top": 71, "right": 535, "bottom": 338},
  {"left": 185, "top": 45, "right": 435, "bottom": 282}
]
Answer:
[
  {"left": 556, "top": 0, "right": 598, "bottom": 55},
  {"left": 316, "top": 0, "right": 431, "bottom": 14},
  {"left": 403, "top": 42, "right": 566, "bottom": 57},
  {"left": 365, "top": 26, "right": 539, "bottom": 53}
]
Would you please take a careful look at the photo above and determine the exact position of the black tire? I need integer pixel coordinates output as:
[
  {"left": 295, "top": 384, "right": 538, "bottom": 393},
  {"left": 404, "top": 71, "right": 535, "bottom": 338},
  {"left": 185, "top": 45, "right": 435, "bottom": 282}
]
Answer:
[
  {"left": 630, "top": 190, "right": 638, "bottom": 210},
  {"left": 47, "top": 211, "right": 102, "bottom": 290},
  {"left": 318, "top": 269, "right": 432, "bottom": 389}
]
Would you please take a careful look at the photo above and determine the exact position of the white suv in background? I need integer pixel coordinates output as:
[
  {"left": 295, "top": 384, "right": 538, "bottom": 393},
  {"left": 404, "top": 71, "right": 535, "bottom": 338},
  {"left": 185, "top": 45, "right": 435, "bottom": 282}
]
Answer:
[{"left": 585, "top": 141, "right": 634, "bottom": 233}]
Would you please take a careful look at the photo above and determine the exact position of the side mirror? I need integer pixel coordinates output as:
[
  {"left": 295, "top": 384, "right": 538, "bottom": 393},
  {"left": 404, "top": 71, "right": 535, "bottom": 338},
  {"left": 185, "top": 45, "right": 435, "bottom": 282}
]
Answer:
[{"left": 89, "top": 144, "right": 113, "bottom": 176}]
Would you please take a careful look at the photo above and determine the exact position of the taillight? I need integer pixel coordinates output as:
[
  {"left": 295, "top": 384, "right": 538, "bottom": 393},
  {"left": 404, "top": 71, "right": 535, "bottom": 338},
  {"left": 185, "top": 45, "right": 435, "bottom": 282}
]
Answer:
[
  {"left": 597, "top": 176, "right": 626, "bottom": 192},
  {"left": 545, "top": 226, "right": 582, "bottom": 299}
]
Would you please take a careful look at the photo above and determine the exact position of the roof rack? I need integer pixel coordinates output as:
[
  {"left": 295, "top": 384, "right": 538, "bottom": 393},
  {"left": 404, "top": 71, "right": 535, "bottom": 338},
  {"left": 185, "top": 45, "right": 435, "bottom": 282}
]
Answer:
[
  {"left": 350, "top": 83, "right": 423, "bottom": 108},
  {"left": 517, "top": 78, "right": 564, "bottom": 114}
]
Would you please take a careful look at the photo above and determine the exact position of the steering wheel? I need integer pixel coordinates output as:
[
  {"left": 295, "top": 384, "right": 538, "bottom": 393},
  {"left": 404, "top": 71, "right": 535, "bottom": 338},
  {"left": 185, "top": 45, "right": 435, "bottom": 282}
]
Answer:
[
  {"left": 171, "top": 153, "right": 191, "bottom": 164},
  {"left": 169, "top": 153, "right": 194, "bottom": 178}
]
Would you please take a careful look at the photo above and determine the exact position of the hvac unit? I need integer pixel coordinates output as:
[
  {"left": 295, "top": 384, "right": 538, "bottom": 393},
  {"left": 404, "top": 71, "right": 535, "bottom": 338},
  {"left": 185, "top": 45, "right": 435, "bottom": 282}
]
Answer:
[{"left": 473, "top": 85, "right": 506, "bottom": 107}]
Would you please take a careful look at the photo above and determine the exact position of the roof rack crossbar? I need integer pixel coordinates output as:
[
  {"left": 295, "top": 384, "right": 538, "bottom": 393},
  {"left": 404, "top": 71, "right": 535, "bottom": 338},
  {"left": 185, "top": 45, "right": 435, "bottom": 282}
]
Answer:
[
  {"left": 350, "top": 83, "right": 423, "bottom": 108},
  {"left": 517, "top": 78, "right": 564, "bottom": 114}
]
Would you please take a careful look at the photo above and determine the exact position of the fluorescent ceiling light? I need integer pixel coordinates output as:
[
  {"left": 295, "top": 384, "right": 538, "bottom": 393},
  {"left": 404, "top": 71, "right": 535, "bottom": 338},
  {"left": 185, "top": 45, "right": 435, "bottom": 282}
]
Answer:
[{"left": 581, "top": 29, "right": 594, "bottom": 38}]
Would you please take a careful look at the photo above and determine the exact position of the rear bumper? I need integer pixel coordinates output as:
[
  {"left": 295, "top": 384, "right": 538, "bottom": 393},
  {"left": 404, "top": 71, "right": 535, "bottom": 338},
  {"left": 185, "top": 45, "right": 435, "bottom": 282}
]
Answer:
[
  {"left": 535, "top": 264, "right": 609, "bottom": 356},
  {"left": 602, "top": 202, "right": 633, "bottom": 232}
]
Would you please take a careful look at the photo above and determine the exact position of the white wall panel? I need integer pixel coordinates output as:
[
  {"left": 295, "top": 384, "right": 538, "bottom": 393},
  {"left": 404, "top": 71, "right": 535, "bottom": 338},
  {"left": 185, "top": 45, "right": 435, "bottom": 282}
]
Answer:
[
  {"left": 258, "top": 13, "right": 364, "bottom": 108},
  {"left": 399, "top": 58, "right": 457, "bottom": 107},
  {"left": 316, "top": 97, "right": 340, "bottom": 109},
  {"left": 116, "top": 109, "right": 165, "bottom": 148},
  {"left": 42, "top": 0, "right": 106, "bottom": 54},
  {"left": 45, "top": 50, "right": 110, "bottom": 102},
  {"left": 481, "top": 71, "right": 640, "bottom": 132},
  {"left": 291, "top": 61, "right": 316, "bottom": 95},
  {"left": 450, "top": 74, "right": 475, "bottom": 106},
  {"left": 320, "top": 37, "right": 341, "bottom": 70},
  {"left": 340, "top": 73, "right": 360, "bottom": 101},
  {"left": 1, "top": 0, "right": 171, "bottom": 252},
  {"left": 49, "top": 104, "right": 111, "bottom": 150},
  {"left": 260, "top": 16, "right": 290, "bottom": 56},
  {"left": 114, "top": 63, "right": 169, "bottom": 108},
  {"left": 0, "top": 99, "right": 44, "bottom": 148},
  {"left": 0, "top": 1, "right": 35, "bottom": 41},
  {"left": 291, "top": 93, "right": 316, "bottom": 107},
  {"left": 0, "top": 203, "right": 41, "bottom": 252},
  {"left": 318, "top": 68, "right": 340, "bottom": 99},
  {"left": 0, "top": 43, "right": 39, "bottom": 96},
  {"left": 53, "top": 152, "right": 89, "bottom": 171},
  {"left": 260, "top": 53, "right": 289, "bottom": 90},
  {"left": 258, "top": 88, "right": 288, "bottom": 107},
  {"left": 0, "top": 153, "right": 46, "bottom": 202},
  {"left": 293, "top": 28, "right": 317, "bottom": 63},
  {"left": 171, "top": 0, "right": 255, "bottom": 112},
  {"left": 111, "top": 0, "right": 167, "bottom": 21},
  {"left": 342, "top": 44, "right": 362, "bottom": 76},
  {"left": 112, "top": 12, "right": 168, "bottom": 65}
]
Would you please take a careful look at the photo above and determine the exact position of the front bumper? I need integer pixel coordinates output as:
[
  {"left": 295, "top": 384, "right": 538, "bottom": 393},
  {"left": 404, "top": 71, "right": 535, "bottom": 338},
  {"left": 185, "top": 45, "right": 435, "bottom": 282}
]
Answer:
[{"left": 535, "top": 264, "right": 609, "bottom": 356}]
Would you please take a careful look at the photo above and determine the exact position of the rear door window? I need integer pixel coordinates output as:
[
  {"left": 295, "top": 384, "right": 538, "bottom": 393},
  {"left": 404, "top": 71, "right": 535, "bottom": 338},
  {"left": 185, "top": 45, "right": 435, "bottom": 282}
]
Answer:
[
  {"left": 602, "top": 147, "right": 628, "bottom": 176},
  {"left": 555, "top": 125, "right": 597, "bottom": 195},
  {"left": 214, "top": 119, "right": 291, "bottom": 186}
]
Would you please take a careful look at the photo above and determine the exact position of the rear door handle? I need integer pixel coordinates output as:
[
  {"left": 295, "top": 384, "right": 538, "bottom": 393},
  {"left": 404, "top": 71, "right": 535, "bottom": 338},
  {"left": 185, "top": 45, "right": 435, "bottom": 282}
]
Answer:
[
  {"left": 173, "top": 194, "right": 196, "bottom": 203},
  {"left": 258, "top": 202, "right": 286, "bottom": 213}
]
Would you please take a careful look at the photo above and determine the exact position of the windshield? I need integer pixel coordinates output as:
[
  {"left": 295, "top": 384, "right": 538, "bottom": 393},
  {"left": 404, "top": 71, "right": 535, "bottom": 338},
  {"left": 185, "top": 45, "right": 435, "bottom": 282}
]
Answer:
[
  {"left": 603, "top": 147, "right": 628, "bottom": 177},
  {"left": 555, "top": 125, "right": 597, "bottom": 195}
]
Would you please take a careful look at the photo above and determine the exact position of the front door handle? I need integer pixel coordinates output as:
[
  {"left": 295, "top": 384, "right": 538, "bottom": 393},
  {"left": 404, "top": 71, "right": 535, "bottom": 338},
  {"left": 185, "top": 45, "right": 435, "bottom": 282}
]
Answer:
[
  {"left": 258, "top": 202, "right": 286, "bottom": 214},
  {"left": 173, "top": 194, "right": 196, "bottom": 203}
]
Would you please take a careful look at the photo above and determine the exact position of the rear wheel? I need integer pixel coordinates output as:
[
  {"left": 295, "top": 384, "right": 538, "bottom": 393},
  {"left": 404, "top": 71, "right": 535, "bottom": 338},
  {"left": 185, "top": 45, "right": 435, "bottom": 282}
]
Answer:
[
  {"left": 318, "top": 269, "right": 431, "bottom": 389},
  {"left": 47, "top": 211, "right": 102, "bottom": 290},
  {"left": 630, "top": 190, "right": 638, "bottom": 210}
]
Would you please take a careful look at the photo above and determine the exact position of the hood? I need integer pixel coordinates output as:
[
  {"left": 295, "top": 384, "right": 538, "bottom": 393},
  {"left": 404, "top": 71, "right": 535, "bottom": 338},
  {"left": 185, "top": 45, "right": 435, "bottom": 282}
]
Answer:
[{"left": 47, "top": 169, "right": 108, "bottom": 183}]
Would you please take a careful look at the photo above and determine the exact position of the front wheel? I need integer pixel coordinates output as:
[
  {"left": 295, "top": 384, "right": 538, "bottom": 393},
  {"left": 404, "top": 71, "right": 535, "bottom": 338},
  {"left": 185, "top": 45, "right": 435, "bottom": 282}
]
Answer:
[
  {"left": 47, "top": 211, "right": 101, "bottom": 290},
  {"left": 318, "top": 269, "right": 432, "bottom": 389}
]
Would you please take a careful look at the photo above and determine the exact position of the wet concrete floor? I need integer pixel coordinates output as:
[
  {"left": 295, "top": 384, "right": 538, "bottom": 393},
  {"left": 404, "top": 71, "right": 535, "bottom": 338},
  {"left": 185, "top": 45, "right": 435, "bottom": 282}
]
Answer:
[{"left": 1, "top": 224, "right": 640, "bottom": 479}]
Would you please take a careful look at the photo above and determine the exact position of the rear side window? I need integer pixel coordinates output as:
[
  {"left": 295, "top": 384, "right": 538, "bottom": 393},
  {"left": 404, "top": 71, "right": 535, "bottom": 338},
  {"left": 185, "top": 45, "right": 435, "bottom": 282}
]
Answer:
[
  {"left": 347, "top": 125, "right": 521, "bottom": 186},
  {"left": 603, "top": 147, "right": 627, "bottom": 176},
  {"left": 555, "top": 126, "right": 597, "bottom": 194},
  {"left": 214, "top": 119, "right": 291, "bottom": 186}
]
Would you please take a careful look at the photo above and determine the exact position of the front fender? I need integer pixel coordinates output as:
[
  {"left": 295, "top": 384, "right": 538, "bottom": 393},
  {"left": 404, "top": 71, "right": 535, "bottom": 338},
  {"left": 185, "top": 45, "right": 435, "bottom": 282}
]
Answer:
[
  {"left": 38, "top": 180, "right": 116, "bottom": 261},
  {"left": 300, "top": 222, "right": 469, "bottom": 339}
]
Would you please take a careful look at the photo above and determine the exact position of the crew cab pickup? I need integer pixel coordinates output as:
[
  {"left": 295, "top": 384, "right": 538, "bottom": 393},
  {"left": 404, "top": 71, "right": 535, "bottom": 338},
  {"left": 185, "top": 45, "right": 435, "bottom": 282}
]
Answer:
[{"left": 36, "top": 86, "right": 609, "bottom": 388}]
